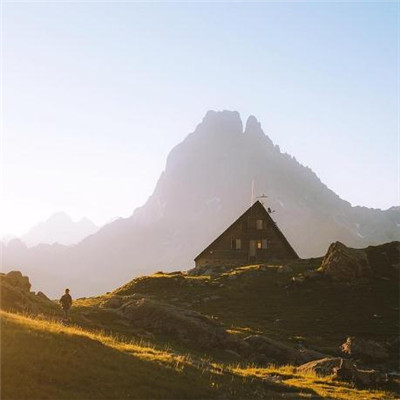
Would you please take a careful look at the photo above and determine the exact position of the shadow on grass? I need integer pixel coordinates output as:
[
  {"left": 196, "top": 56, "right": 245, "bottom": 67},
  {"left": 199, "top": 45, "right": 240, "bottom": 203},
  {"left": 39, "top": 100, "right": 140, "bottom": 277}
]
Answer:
[{"left": 1, "top": 314, "right": 324, "bottom": 400}]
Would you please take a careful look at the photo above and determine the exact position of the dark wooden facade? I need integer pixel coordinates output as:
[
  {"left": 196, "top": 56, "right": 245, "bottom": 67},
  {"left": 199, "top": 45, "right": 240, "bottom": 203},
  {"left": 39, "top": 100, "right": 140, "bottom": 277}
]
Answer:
[{"left": 194, "top": 201, "right": 298, "bottom": 268}]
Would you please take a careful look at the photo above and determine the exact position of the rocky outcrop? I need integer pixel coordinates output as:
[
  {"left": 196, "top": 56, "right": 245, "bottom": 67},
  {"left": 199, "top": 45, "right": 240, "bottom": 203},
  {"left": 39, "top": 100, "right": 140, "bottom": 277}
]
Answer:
[
  {"left": 321, "top": 242, "right": 372, "bottom": 281},
  {"left": 244, "top": 335, "right": 325, "bottom": 365},
  {"left": 103, "top": 295, "right": 246, "bottom": 353},
  {"left": 100, "top": 295, "right": 124, "bottom": 309},
  {"left": 297, "top": 357, "right": 387, "bottom": 387},
  {"left": 340, "top": 337, "right": 389, "bottom": 363},
  {"left": 365, "top": 241, "right": 400, "bottom": 279},
  {"left": 297, "top": 357, "right": 343, "bottom": 376},
  {"left": 0, "top": 270, "right": 55, "bottom": 313},
  {"left": 3, "top": 270, "right": 31, "bottom": 291}
]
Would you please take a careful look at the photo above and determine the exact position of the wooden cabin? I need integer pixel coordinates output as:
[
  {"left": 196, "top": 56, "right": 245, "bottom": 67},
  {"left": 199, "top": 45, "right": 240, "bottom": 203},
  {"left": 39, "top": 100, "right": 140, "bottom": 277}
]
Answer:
[{"left": 194, "top": 201, "right": 298, "bottom": 268}]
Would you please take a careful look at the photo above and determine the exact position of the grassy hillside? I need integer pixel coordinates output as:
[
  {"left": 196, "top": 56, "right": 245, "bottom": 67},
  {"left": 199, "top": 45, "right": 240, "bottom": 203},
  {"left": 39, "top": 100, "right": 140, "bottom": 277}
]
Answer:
[
  {"left": 1, "top": 311, "right": 260, "bottom": 399},
  {"left": 80, "top": 260, "right": 398, "bottom": 356},
  {"left": 2, "top": 311, "right": 397, "bottom": 400},
  {"left": 2, "top": 249, "right": 399, "bottom": 400}
]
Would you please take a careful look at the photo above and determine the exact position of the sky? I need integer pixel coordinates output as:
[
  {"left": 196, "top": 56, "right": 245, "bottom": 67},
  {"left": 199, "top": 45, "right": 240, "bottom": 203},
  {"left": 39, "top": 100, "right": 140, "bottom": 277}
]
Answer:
[{"left": 1, "top": 1, "right": 399, "bottom": 237}]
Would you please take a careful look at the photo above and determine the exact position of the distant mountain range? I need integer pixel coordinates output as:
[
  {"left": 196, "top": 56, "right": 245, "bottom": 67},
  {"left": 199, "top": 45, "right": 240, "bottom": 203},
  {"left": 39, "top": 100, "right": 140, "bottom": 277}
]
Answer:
[
  {"left": 2, "top": 110, "right": 399, "bottom": 297},
  {"left": 20, "top": 212, "right": 99, "bottom": 247}
]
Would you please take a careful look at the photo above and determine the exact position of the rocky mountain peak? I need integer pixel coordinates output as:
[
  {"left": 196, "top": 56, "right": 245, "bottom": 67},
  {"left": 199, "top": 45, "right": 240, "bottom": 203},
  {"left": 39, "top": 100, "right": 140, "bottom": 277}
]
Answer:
[
  {"left": 198, "top": 110, "right": 243, "bottom": 136},
  {"left": 20, "top": 212, "right": 98, "bottom": 247},
  {"left": 244, "top": 114, "right": 275, "bottom": 148},
  {"left": 46, "top": 212, "right": 73, "bottom": 224},
  {"left": 2, "top": 110, "right": 399, "bottom": 297},
  {"left": 244, "top": 115, "right": 262, "bottom": 134}
]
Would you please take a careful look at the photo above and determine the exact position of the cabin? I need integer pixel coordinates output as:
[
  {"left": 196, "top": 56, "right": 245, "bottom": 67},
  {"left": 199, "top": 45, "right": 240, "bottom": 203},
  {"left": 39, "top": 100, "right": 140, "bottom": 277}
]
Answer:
[{"left": 194, "top": 200, "right": 299, "bottom": 268}]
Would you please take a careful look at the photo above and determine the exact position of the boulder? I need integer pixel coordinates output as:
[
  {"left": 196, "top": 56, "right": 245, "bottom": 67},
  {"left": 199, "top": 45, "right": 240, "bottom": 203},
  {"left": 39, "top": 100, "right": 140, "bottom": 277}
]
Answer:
[
  {"left": 118, "top": 297, "right": 245, "bottom": 352},
  {"left": 244, "top": 335, "right": 325, "bottom": 365},
  {"left": 3, "top": 270, "right": 31, "bottom": 291},
  {"left": 340, "top": 337, "right": 389, "bottom": 363},
  {"left": 297, "top": 357, "right": 387, "bottom": 387},
  {"left": 297, "top": 357, "right": 343, "bottom": 376},
  {"left": 0, "top": 271, "right": 55, "bottom": 313},
  {"left": 321, "top": 242, "right": 372, "bottom": 281},
  {"left": 333, "top": 359, "right": 387, "bottom": 387},
  {"left": 365, "top": 241, "right": 400, "bottom": 279}
]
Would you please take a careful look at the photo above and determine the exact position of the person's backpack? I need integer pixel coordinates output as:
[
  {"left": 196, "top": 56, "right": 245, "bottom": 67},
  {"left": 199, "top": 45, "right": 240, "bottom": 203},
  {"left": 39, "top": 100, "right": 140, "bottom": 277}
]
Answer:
[{"left": 60, "top": 294, "right": 71, "bottom": 308}]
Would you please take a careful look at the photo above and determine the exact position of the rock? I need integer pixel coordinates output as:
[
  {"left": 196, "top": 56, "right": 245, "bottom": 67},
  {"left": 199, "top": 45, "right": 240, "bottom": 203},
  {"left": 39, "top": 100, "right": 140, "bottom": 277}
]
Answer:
[
  {"left": 36, "top": 291, "right": 50, "bottom": 301},
  {"left": 321, "top": 242, "right": 372, "bottom": 281},
  {"left": 332, "top": 359, "right": 387, "bottom": 387},
  {"left": 100, "top": 296, "right": 124, "bottom": 309},
  {"left": 244, "top": 335, "right": 325, "bottom": 365},
  {"left": 118, "top": 297, "right": 245, "bottom": 352},
  {"left": 228, "top": 275, "right": 238, "bottom": 280},
  {"left": 340, "top": 337, "right": 389, "bottom": 363},
  {"left": 277, "top": 265, "right": 293, "bottom": 274},
  {"left": 297, "top": 357, "right": 388, "bottom": 387},
  {"left": 297, "top": 357, "right": 343, "bottom": 376},
  {"left": 365, "top": 241, "right": 400, "bottom": 279},
  {"left": 0, "top": 271, "right": 55, "bottom": 313},
  {"left": 4, "top": 271, "right": 31, "bottom": 291}
]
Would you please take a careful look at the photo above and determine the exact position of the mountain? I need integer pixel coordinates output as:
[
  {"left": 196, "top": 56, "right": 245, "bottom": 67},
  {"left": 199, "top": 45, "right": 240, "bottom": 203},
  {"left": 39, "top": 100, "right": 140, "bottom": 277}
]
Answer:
[
  {"left": 20, "top": 212, "right": 99, "bottom": 247},
  {"left": 1, "top": 110, "right": 399, "bottom": 297}
]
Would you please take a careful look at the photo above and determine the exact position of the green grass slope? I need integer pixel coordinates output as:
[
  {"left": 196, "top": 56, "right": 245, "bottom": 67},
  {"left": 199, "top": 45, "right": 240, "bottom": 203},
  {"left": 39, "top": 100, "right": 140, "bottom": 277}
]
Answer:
[
  {"left": 109, "top": 261, "right": 399, "bottom": 355},
  {"left": 0, "top": 311, "right": 312, "bottom": 399},
  {"left": 2, "top": 311, "right": 397, "bottom": 400}
]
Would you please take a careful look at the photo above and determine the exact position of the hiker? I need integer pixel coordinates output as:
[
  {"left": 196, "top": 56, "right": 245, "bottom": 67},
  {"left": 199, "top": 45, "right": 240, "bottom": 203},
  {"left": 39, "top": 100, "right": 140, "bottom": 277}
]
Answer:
[{"left": 60, "top": 288, "right": 72, "bottom": 320}]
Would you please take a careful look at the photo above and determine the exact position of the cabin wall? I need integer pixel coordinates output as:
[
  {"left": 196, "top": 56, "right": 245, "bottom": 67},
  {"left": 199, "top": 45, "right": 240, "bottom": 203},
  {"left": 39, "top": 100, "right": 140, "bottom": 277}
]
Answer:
[{"left": 195, "top": 204, "right": 297, "bottom": 268}]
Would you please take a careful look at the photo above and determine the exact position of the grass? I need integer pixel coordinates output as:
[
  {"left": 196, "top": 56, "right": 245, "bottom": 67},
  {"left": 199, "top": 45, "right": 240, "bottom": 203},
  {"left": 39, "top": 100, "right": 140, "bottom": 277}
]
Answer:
[
  {"left": 0, "top": 311, "right": 307, "bottom": 399},
  {"left": 70, "top": 261, "right": 399, "bottom": 372},
  {"left": 3, "top": 258, "right": 398, "bottom": 399},
  {"left": 231, "top": 365, "right": 398, "bottom": 400},
  {"left": 2, "top": 311, "right": 397, "bottom": 400},
  {"left": 107, "top": 262, "right": 399, "bottom": 353}
]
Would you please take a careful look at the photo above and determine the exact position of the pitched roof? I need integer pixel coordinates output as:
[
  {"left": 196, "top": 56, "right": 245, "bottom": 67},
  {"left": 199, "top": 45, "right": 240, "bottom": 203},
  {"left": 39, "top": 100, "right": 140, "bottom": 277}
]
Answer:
[{"left": 194, "top": 200, "right": 298, "bottom": 260}]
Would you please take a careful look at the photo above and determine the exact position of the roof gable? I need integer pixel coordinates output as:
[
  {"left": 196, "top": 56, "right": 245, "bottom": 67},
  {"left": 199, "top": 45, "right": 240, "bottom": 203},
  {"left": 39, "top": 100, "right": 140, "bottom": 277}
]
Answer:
[{"left": 194, "top": 200, "right": 298, "bottom": 261}]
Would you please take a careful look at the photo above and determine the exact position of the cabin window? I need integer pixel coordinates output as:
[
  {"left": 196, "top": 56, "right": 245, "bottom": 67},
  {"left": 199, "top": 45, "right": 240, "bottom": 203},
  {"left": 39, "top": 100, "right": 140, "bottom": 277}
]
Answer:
[
  {"left": 257, "top": 239, "right": 268, "bottom": 249},
  {"left": 231, "top": 239, "right": 241, "bottom": 250},
  {"left": 256, "top": 219, "right": 263, "bottom": 230}
]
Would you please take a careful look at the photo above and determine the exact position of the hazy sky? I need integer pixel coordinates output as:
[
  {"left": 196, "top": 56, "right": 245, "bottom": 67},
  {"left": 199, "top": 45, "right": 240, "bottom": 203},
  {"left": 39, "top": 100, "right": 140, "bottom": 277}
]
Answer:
[{"left": 2, "top": 1, "right": 399, "bottom": 237}]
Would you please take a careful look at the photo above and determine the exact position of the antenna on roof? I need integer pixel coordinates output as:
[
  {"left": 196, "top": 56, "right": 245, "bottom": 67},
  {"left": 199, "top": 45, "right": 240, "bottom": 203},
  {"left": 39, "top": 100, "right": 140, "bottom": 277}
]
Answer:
[
  {"left": 250, "top": 179, "right": 255, "bottom": 206},
  {"left": 256, "top": 193, "right": 268, "bottom": 205}
]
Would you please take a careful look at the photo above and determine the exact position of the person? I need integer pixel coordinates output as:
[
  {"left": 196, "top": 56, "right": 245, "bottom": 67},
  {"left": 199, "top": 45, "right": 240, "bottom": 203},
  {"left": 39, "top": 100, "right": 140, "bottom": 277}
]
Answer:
[{"left": 60, "top": 288, "right": 72, "bottom": 320}]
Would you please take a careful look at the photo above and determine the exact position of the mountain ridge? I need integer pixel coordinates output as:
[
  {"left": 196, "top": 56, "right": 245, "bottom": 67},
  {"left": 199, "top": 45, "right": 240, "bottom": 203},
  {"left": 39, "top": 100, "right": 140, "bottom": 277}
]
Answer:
[
  {"left": 19, "top": 212, "right": 99, "bottom": 247},
  {"left": 2, "top": 110, "right": 399, "bottom": 297}
]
